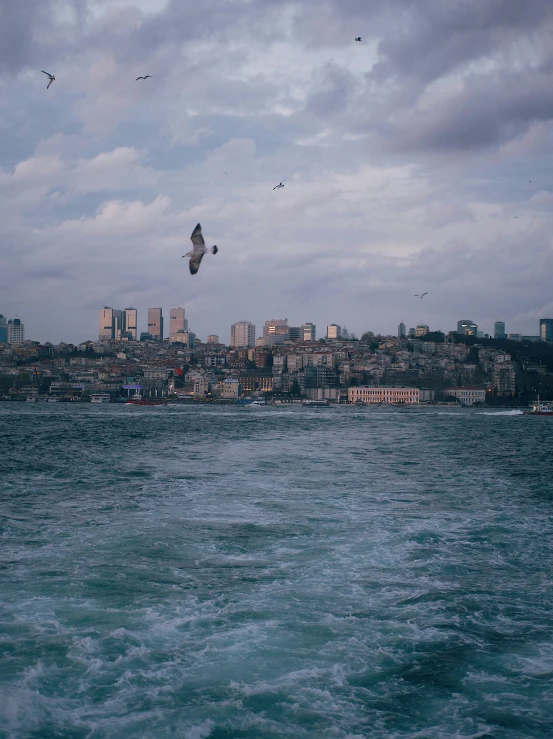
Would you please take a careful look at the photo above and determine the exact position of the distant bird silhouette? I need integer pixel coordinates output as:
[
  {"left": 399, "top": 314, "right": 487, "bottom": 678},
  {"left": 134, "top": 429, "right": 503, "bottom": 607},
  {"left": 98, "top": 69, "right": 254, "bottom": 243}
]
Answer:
[
  {"left": 273, "top": 181, "right": 285, "bottom": 190},
  {"left": 183, "top": 223, "right": 218, "bottom": 275},
  {"left": 136, "top": 75, "right": 152, "bottom": 81},
  {"left": 354, "top": 37, "right": 362, "bottom": 42},
  {"left": 42, "top": 70, "right": 55, "bottom": 89},
  {"left": 414, "top": 292, "right": 428, "bottom": 298},
  {"left": 514, "top": 216, "right": 518, "bottom": 218}
]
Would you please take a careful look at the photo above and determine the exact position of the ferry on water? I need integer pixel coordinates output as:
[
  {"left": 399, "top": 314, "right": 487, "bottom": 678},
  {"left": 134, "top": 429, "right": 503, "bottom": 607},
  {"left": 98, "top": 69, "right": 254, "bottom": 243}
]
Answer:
[
  {"left": 525, "top": 400, "right": 553, "bottom": 416},
  {"left": 125, "top": 391, "right": 166, "bottom": 406},
  {"left": 90, "top": 393, "right": 111, "bottom": 404}
]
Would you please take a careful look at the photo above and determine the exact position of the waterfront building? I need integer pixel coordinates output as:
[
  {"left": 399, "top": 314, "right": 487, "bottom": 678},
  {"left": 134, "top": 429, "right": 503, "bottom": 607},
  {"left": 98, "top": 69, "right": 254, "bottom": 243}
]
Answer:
[
  {"left": 415, "top": 324, "right": 429, "bottom": 337},
  {"left": 457, "top": 319, "right": 478, "bottom": 336},
  {"left": 207, "top": 335, "right": 219, "bottom": 344},
  {"left": 302, "top": 323, "right": 316, "bottom": 341},
  {"left": 348, "top": 387, "right": 420, "bottom": 404},
  {"left": 540, "top": 319, "right": 553, "bottom": 342},
  {"left": 222, "top": 379, "right": 241, "bottom": 399},
  {"left": 147, "top": 308, "right": 163, "bottom": 340},
  {"left": 445, "top": 387, "right": 486, "bottom": 406},
  {"left": 327, "top": 324, "right": 341, "bottom": 340},
  {"left": 0, "top": 315, "right": 7, "bottom": 343},
  {"left": 170, "top": 307, "right": 187, "bottom": 336},
  {"left": 494, "top": 321, "right": 506, "bottom": 339},
  {"left": 7, "top": 318, "right": 24, "bottom": 345},
  {"left": 231, "top": 321, "right": 256, "bottom": 348},
  {"left": 398, "top": 322, "right": 406, "bottom": 339}
]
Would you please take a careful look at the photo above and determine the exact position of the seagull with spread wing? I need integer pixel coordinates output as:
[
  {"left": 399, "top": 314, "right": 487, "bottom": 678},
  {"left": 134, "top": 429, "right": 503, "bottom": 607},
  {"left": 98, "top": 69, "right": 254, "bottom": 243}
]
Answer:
[
  {"left": 414, "top": 292, "right": 428, "bottom": 298},
  {"left": 183, "top": 223, "right": 218, "bottom": 275},
  {"left": 273, "top": 180, "right": 285, "bottom": 190},
  {"left": 42, "top": 70, "right": 55, "bottom": 89},
  {"left": 136, "top": 75, "right": 152, "bottom": 81}
]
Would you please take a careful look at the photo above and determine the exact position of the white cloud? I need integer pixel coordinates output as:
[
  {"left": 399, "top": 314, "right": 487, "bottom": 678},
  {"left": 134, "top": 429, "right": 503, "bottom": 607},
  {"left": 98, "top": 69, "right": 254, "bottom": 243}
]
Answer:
[{"left": 0, "top": 0, "right": 552, "bottom": 343}]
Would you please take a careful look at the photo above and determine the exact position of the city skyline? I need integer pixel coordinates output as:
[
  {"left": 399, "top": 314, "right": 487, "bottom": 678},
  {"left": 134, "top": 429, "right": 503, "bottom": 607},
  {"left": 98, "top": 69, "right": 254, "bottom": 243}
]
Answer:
[{"left": 4, "top": 305, "right": 553, "bottom": 347}]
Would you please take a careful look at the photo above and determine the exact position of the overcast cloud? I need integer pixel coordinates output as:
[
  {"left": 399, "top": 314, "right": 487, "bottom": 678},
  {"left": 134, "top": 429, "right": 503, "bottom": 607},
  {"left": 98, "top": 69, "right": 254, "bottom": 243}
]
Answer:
[{"left": 0, "top": 0, "right": 552, "bottom": 344}]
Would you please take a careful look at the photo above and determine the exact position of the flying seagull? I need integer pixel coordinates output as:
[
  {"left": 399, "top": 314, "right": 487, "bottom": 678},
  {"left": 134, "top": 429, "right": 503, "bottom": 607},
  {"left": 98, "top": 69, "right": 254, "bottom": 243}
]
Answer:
[
  {"left": 354, "top": 37, "right": 362, "bottom": 42},
  {"left": 136, "top": 75, "right": 152, "bottom": 81},
  {"left": 414, "top": 292, "right": 428, "bottom": 298},
  {"left": 183, "top": 223, "right": 218, "bottom": 275},
  {"left": 42, "top": 70, "right": 55, "bottom": 89},
  {"left": 273, "top": 180, "right": 285, "bottom": 190}
]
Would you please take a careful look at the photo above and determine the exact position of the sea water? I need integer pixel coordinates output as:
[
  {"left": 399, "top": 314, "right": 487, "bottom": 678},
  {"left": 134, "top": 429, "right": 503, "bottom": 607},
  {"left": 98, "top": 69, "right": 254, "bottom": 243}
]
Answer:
[{"left": 1, "top": 404, "right": 552, "bottom": 738}]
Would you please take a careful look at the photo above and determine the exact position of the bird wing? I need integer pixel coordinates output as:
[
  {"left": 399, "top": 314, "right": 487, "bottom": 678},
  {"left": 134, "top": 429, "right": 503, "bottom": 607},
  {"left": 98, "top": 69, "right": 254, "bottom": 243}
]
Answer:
[
  {"left": 422, "top": 292, "right": 428, "bottom": 297},
  {"left": 42, "top": 70, "right": 52, "bottom": 77},
  {"left": 136, "top": 76, "right": 143, "bottom": 80},
  {"left": 190, "top": 223, "right": 205, "bottom": 251},
  {"left": 189, "top": 251, "right": 205, "bottom": 275},
  {"left": 47, "top": 78, "right": 54, "bottom": 89}
]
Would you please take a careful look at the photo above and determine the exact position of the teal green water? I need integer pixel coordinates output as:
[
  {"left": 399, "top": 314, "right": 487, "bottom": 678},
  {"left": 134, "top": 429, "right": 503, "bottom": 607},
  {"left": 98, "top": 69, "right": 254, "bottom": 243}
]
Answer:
[{"left": 1, "top": 405, "right": 553, "bottom": 738}]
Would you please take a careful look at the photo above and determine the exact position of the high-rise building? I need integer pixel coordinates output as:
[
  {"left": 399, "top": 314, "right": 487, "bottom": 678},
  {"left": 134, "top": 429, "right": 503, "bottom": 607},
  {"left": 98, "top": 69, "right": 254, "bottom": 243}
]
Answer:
[
  {"left": 207, "top": 335, "right": 219, "bottom": 344},
  {"left": 99, "top": 307, "right": 114, "bottom": 341},
  {"left": 494, "top": 321, "right": 506, "bottom": 340},
  {"left": 148, "top": 308, "right": 163, "bottom": 340},
  {"left": 457, "top": 319, "right": 478, "bottom": 336},
  {"left": 112, "top": 309, "right": 123, "bottom": 340},
  {"left": 408, "top": 327, "right": 416, "bottom": 338},
  {"left": 327, "top": 324, "right": 341, "bottom": 340},
  {"left": 263, "top": 319, "right": 289, "bottom": 339},
  {"left": 302, "top": 323, "right": 316, "bottom": 341},
  {"left": 540, "top": 319, "right": 553, "bottom": 342},
  {"left": 170, "top": 307, "right": 187, "bottom": 336},
  {"left": 398, "top": 322, "right": 406, "bottom": 338},
  {"left": 123, "top": 308, "right": 138, "bottom": 341},
  {"left": 288, "top": 327, "right": 301, "bottom": 341},
  {"left": 7, "top": 318, "right": 24, "bottom": 344},
  {"left": 231, "top": 321, "right": 256, "bottom": 348},
  {"left": 0, "top": 315, "right": 7, "bottom": 344}
]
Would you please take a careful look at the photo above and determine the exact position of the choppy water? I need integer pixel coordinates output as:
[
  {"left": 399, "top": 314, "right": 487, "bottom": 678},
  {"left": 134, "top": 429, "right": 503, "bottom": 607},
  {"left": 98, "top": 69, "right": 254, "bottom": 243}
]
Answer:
[{"left": 1, "top": 404, "right": 553, "bottom": 738}]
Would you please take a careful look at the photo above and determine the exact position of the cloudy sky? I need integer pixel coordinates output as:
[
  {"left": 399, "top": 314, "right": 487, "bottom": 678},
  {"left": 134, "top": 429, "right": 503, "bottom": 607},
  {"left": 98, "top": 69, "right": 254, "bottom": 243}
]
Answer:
[{"left": 1, "top": 0, "right": 552, "bottom": 344}]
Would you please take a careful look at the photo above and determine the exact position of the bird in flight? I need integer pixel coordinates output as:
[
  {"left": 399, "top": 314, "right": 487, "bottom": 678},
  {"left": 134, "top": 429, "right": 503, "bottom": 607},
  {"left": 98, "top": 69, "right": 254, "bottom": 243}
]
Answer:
[
  {"left": 183, "top": 223, "right": 218, "bottom": 275},
  {"left": 273, "top": 181, "right": 286, "bottom": 190},
  {"left": 42, "top": 70, "right": 55, "bottom": 89},
  {"left": 136, "top": 75, "right": 152, "bottom": 81},
  {"left": 355, "top": 37, "right": 362, "bottom": 42},
  {"left": 414, "top": 292, "right": 428, "bottom": 298}
]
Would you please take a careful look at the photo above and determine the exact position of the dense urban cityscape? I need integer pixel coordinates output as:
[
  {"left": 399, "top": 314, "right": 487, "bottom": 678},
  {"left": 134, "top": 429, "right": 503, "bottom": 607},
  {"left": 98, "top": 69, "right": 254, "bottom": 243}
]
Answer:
[{"left": 1, "top": 308, "right": 553, "bottom": 405}]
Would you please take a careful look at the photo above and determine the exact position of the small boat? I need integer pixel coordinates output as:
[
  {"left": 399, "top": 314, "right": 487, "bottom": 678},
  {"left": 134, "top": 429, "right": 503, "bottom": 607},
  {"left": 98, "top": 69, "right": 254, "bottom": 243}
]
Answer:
[
  {"left": 126, "top": 392, "right": 166, "bottom": 406},
  {"left": 90, "top": 393, "right": 111, "bottom": 404},
  {"left": 26, "top": 396, "right": 38, "bottom": 403},
  {"left": 302, "top": 399, "right": 330, "bottom": 407},
  {"left": 524, "top": 400, "right": 553, "bottom": 416},
  {"left": 250, "top": 399, "right": 267, "bottom": 406}
]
